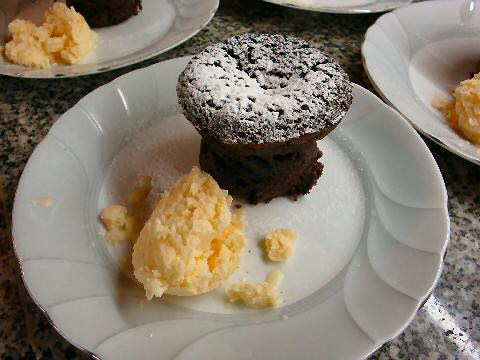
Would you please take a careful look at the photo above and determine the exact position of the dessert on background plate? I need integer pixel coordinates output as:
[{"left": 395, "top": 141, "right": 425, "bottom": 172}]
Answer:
[
  {"left": 65, "top": 0, "right": 142, "bottom": 28},
  {"left": 3, "top": 2, "right": 96, "bottom": 68},
  {"left": 433, "top": 72, "right": 480, "bottom": 146},
  {"left": 0, "top": 0, "right": 54, "bottom": 26},
  {"left": 177, "top": 33, "right": 353, "bottom": 204}
]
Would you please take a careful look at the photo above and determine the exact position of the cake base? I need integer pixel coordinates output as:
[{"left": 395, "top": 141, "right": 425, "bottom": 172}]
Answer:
[
  {"left": 66, "top": 0, "right": 142, "bottom": 28},
  {"left": 199, "top": 135, "right": 323, "bottom": 204}
]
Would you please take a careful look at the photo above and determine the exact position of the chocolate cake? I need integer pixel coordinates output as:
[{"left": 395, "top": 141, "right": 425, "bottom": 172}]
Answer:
[
  {"left": 177, "top": 33, "right": 353, "bottom": 204},
  {"left": 66, "top": 0, "right": 142, "bottom": 28}
]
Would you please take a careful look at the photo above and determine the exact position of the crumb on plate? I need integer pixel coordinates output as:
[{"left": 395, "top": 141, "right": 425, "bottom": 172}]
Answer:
[
  {"left": 31, "top": 197, "right": 55, "bottom": 208},
  {"left": 100, "top": 205, "right": 140, "bottom": 245},
  {"left": 264, "top": 228, "right": 298, "bottom": 262},
  {"left": 226, "top": 270, "right": 284, "bottom": 309},
  {"left": 127, "top": 175, "right": 152, "bottom": 206}
]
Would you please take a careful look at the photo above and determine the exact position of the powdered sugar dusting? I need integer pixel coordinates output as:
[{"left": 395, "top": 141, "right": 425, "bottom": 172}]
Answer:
[
  {"left": 101, "top": 113, "right": 200, "bottom": 206},
  {"left": 177, "top": 33, "right": 352, "bottom": 144}
]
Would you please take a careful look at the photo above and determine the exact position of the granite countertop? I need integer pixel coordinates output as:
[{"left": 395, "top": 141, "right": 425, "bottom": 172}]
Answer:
[{"left": 0, "top": 1, "right": 479, "bottom": 359}]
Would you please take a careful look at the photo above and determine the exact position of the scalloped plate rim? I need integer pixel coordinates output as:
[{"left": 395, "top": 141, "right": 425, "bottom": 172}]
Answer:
[{"left": 11, "top": 56, "right": 449, "bottom": 360}]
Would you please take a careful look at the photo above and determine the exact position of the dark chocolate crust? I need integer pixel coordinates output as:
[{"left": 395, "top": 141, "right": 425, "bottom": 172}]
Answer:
[
  {"left": 199, "top": 134, "right": 324, "bottom": 204},
  {"left": 177, "top": 33, "right": 353, "bottom": 145},
  {"left": 66, "top": 0, "right": 142, "bottom": 28}
]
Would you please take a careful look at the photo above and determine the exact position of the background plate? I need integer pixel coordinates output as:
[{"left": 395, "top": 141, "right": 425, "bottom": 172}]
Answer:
[
  {"left": 362, "top": 0, "right": 480, "bottom": 165},
  {"left": 0, "top": 0, "right": 218, "bottom": 78}
]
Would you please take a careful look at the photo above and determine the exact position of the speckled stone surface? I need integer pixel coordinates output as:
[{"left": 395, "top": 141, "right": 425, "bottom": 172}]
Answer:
[{"left": 0, "top": 0, "right": 479, "bottom": 359}]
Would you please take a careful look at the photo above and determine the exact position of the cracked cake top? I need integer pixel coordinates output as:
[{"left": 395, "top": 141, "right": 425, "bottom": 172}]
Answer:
[{"left": 177, "top": 33, "right": 352, "bottom": 145}]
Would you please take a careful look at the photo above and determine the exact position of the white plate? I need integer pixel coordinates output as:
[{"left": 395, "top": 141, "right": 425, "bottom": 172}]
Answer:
[
  {"left": 362, "top": 0, "right": 480, "bottom": 165},
  {"left": 0, "top": 0, "right": 218, "bottom": 78},
  {"left": 12, "top": 56, "right": 449, "bottom": 360},
  {"left": 261, "top": 0, "right": 413, "bottom": 14}
]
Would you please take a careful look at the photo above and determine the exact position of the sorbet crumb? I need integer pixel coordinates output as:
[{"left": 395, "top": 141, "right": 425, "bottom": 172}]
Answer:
[
  {"left": 226, "top": 270, "right": 284, "bottom": 308},
  {"left": 264, "top": 228, "right": 298, "bottom": 262},
  {"left": 32, "top": 197, "right": 55, "bottom": 208},
  {"left": 432, "top": 73, "right": 480, "bottom": 145}
]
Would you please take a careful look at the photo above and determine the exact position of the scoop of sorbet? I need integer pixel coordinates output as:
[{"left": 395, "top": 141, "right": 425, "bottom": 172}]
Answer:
[
  {"left": 132, "top": 167, "right": 246, "bottom": 300},
  {"left": 453, "top": 73, "right": 480, "bottom": 145},
  {"left": 433, "top": 73, "right": 480, "bottom": 145}
]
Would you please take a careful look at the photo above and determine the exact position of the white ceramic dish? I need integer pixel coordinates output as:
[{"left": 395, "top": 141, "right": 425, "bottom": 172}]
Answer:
[
  {"left": 261, "top": 0, "right": 413, "bottom": 14},
  {"left": 0, "top": 0, "right": 218, "bottom": 78},
  {"left": 362, "top": 0, "right": 480, "bottom": 165},
  {"left": 12, "top": 56, "right": 449, "bottom": 360}
]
